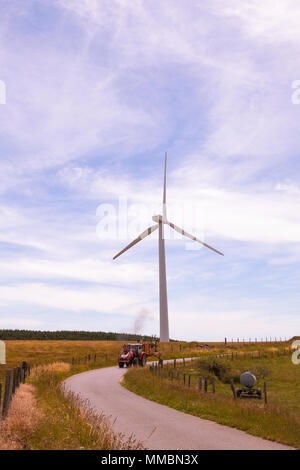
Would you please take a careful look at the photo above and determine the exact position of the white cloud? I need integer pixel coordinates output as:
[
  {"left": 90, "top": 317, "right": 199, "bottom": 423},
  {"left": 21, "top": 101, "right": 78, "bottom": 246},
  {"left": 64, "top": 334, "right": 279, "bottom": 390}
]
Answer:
[
  {"left": 0, "top": 283, "right": 141, "bottom": 313},
  {"left": 0, "top": 257, "right": 156, "bottom": 284}
]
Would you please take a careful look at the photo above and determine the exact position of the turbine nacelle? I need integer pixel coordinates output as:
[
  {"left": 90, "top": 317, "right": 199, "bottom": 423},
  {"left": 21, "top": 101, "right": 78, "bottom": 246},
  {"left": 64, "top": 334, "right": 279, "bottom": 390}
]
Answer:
[{"left": 152, "top": 214, "right": 167, "bottom": 224}]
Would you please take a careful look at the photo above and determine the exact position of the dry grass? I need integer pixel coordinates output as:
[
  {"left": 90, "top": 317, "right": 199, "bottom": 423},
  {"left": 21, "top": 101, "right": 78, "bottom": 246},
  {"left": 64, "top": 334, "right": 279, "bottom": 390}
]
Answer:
[
  {"left": 0, "top": 384, "right": 43, "bottom": 450},
  {"left": 30, "top": 361, "right": 71, "bottom": 378},
  {"left": 27, "top": 361, "right": 144, "bottom": 450},
  {"left": 0, "top": 362, "right": 144, "bottom": 450}
]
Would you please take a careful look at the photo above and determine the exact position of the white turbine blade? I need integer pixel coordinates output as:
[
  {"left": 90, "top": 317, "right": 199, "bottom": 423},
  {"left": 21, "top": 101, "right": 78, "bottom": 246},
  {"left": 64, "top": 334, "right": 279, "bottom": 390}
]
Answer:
[
  {"left": 163, "top": 151, "right": 167, "bottom": 219},
  {"left": 113, "top": 224, "right": 159, "bottom": 260},
  {"left": 166, "top": 220, "right": 224, "bottom": 256}
]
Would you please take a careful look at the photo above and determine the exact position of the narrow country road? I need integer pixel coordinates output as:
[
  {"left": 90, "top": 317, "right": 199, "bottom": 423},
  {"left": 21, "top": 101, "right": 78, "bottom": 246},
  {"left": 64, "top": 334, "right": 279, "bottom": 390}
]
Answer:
[{"left": 64, "top": 364, "right": 292, "bottom": 450}]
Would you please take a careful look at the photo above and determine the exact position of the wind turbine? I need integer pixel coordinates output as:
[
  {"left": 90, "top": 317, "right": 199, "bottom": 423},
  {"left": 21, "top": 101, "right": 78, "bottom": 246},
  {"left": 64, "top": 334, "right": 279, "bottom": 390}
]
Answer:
[{"left": 113, "top": 152, "right": 224, "bottom": 342}]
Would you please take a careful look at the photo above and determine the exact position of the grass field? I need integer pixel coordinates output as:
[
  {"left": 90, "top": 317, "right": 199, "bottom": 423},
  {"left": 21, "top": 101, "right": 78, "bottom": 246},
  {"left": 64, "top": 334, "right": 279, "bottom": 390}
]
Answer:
[
  {"left": 123, "top": 344, "right": 300, "bottom": 449},
  {"left": 0, "top": 338, "right": 234, "bottom": 382}
]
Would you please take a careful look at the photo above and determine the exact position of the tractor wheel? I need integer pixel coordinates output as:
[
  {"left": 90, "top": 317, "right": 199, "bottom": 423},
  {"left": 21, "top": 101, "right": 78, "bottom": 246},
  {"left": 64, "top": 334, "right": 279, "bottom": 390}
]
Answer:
[
  {"left": 126, "top": 362, "right": 130, "bottom": 368},
  {"left": 133, "top": 357, "right": 139, "bottom": 366},
  {"left": 119, "top": 362, "right": 124, "bottom": 368},
  {"left": 140, "top": 355, "right": 146, "bottom": 367}
]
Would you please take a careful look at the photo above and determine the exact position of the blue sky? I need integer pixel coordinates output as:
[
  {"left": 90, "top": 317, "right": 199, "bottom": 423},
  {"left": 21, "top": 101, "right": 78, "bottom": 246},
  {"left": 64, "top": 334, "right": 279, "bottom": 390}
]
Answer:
[{"left": 0, "top": 0, "right": 300, "bottom": 340}]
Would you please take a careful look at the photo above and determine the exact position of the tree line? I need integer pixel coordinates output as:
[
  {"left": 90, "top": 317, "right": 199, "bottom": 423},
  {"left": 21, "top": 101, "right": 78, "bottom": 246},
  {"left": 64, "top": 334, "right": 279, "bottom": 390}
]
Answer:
[{"left": 0, "top": 329, "right": 156, "bottom": 341}]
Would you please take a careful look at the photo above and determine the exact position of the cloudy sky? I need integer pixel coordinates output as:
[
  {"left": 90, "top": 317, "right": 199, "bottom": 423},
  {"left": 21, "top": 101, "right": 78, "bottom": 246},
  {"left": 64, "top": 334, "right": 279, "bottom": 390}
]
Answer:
[{"left": 0, "top": 0, "right": 300, "bottom": 340}]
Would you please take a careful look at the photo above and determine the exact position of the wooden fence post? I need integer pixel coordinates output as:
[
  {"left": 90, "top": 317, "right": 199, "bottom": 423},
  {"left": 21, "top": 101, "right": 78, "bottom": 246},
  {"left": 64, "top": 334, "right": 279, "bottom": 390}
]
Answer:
[
  {"left": 212, "top": 377, "right": 215, "bottom": 394},
  {"left": 264, "top": 382, "right": 267, "bottom": 404},
  {"left": 14, "top": 367, "right": 20, "bottom": 389},
  {"left": 198, "top": 376, "right": 202, "bottom": 391},
  {"left": 183, "top": 373, "right": 186, "bottom": 385},
  {"left": 188, "top": 375, "right": 191, "bottom": 387},
  {"left": 12, "top": 368, "right": 19, "bottom": 394},
  {"left": 2, "top": 370, "right": 13, "bottom": 418},
  {"left": 204, "top": 377, "right": 208, "bottom": 393},
  {"left": 230, "top": 379, "right": 237, "bottom": 400}
]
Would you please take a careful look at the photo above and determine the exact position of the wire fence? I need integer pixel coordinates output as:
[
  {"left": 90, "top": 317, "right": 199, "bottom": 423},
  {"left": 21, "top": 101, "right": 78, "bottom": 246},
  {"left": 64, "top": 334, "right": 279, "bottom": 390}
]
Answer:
[
  {"left": 147, "top": 350, "right": 292, "bottom": 405},
  {"left": 0, "top": 362, "right": 30, "bottom": 419}
]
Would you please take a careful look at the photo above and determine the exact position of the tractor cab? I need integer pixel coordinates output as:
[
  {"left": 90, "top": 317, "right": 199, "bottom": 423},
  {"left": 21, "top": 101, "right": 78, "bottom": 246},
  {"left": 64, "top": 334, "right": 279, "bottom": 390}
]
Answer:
[{"left": 128, "top": 344, "right": 143, "bottom": 355}]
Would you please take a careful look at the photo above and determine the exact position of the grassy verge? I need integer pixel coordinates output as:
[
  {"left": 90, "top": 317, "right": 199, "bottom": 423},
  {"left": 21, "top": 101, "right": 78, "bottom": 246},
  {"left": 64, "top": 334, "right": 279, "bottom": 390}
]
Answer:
[
  {"left": 0, "top": 362, "right": 144, "bottom": 450},
  {"left": 123, "top": 353, "right": 300, "bottom": 449}
]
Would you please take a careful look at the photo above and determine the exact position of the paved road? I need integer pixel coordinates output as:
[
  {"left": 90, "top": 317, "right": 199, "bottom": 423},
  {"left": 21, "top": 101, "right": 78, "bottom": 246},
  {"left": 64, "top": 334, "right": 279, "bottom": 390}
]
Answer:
[{"left": 64, "top": 363, "right": 292, "bottom": 450}]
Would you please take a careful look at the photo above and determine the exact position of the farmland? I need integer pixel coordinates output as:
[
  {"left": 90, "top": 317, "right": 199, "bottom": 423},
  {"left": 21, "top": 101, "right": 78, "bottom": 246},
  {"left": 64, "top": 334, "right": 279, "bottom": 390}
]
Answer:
[{"left": 1, "top": 339, "right": 298, "bottom": 449}]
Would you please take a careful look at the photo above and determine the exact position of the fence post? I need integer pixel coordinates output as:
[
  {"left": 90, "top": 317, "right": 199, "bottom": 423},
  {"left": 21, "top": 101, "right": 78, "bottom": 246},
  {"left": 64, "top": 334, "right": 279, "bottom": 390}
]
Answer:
[
  {"left": 198, "top": 376, "right": 202, "bottom": 391},
  {"left": 174, "top": 359, "right": 176, "bottom": 368},
  {"left": 183, "top": 373, "right": 186, "bottom": 385},
  {"left": 12, "top": 368, "right": 19, "bottom": 394},
  {"left": 264, "top": 382, "right": 267, "bottom": 404},
  {"left": 204, "top": 377, "right": 208, "bottom": 393},
  {"left": 2, "top": 370, "right": 13, "bottom": 418},
  {"left": 212, "top": 377, "right": 215, "bottom": 393},
  {"left": 188, "top": 375, "right": 191, "bottom": 387},
  {"left": 15, "top": 367, "right": 20, "bottom": 389},
  {"left": 230, "top": 379, "right": 237, "bottom": 400}
]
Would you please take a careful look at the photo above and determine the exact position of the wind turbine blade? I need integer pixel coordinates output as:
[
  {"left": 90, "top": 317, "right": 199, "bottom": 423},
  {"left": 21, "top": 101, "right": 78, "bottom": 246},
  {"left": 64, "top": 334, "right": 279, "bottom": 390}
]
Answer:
[
  {"left": 113, "top": 224, "right": 159, "bottom": 260},
  {"left": 166, "top": 220, "right": 224, "bottom": 256},
  {"left": 163, "top": 151, "right": 167, "bottom": 205},
  {"left": 163, "top": 151, "right": 167, "bottom": 219}
]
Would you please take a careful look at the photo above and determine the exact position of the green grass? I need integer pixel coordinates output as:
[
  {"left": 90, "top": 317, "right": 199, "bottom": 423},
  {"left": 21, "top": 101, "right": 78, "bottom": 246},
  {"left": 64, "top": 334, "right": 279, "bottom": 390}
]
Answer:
[{"left": 123, "top": 350, "right": 300, "bottom": 449}]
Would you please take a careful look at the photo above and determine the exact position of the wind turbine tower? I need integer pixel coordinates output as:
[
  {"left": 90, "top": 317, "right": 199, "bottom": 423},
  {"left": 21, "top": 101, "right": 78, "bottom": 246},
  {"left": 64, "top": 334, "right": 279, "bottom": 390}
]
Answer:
[{"left": 113, "top": 153, "right": 224, "bottom": 342}]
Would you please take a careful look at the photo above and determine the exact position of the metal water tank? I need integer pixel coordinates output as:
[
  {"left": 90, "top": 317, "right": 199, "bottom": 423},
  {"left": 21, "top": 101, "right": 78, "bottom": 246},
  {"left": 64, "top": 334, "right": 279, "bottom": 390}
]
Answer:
[{"left": 240, "top": 371, "right": 257, "bottom": 388}]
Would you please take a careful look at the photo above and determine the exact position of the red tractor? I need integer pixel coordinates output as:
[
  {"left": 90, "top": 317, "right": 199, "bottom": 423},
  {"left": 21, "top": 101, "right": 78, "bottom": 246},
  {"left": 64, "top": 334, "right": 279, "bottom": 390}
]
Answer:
[{"left": 118, "top": 342, "right": 161, "bottom": 368}]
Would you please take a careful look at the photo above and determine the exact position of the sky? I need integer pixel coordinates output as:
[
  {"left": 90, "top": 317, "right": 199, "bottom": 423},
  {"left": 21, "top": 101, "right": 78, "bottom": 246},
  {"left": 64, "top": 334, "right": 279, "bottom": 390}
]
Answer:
[{"left": 0, "top": 0, "right": 300, "bottom": 341}]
